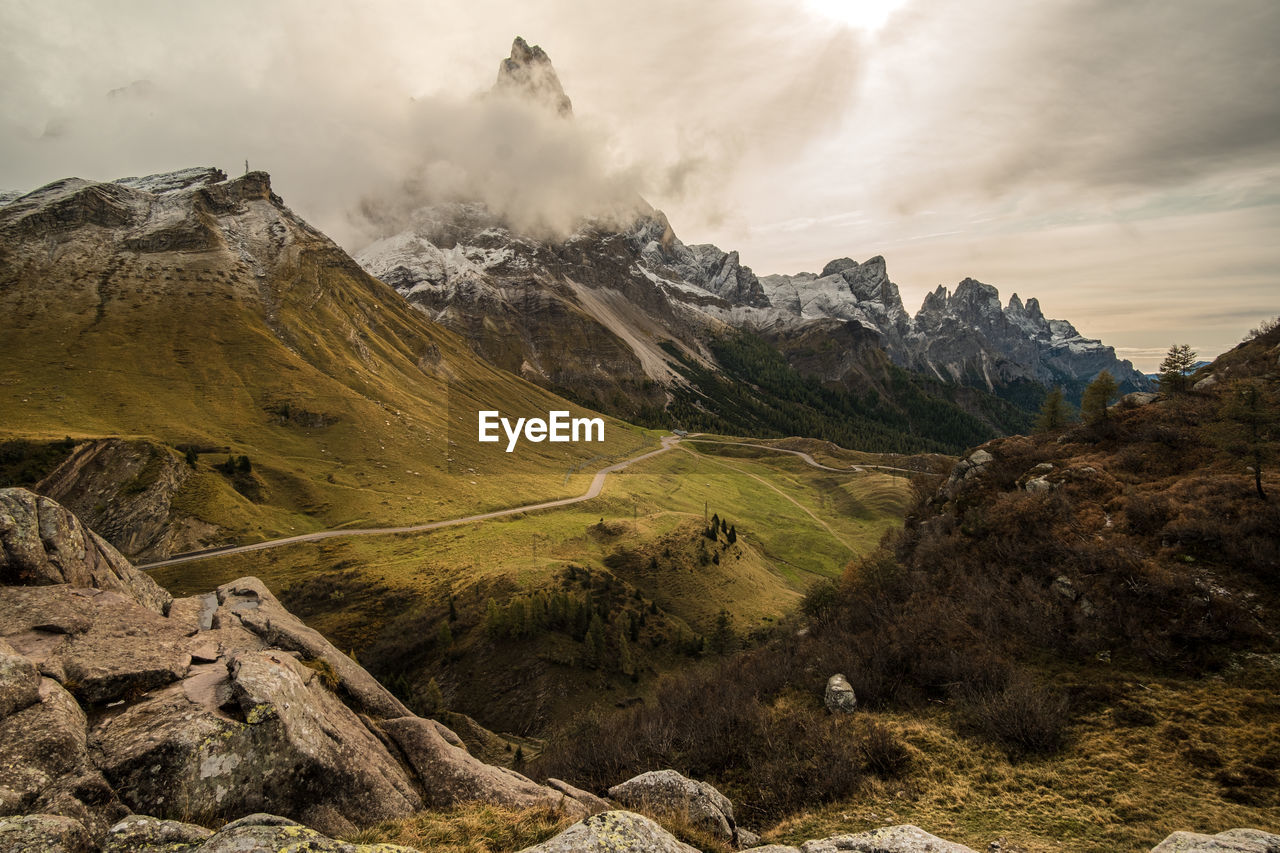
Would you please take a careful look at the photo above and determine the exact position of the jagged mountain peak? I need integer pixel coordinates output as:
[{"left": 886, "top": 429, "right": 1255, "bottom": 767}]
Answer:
[
  {"left": 494, "top": 35, "right": 573, "bottom": 117},
  {"left": 949, "top": 277, "right": 1004, "bottom": 318}
]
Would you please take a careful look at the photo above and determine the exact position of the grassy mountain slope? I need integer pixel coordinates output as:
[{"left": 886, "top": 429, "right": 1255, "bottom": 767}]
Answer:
[{"left": 0, "top": 169, "right": 654, "bottom": 556}]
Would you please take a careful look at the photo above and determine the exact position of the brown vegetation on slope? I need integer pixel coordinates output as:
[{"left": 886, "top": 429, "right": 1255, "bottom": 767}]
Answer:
[{"left": 534, "top": 325, "right": 1280, "bottom": 837}]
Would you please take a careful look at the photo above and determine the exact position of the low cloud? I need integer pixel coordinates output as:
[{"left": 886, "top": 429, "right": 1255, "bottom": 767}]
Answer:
[{"left": 0, "top": 0, "right": 863, "bottom": 247}]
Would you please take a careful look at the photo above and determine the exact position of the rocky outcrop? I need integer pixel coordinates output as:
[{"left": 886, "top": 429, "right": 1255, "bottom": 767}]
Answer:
[
  {"left": 4, "top": 811, "right": 423, "bottom": 852},
  {"left": 0, "top": 491, "right": 582, "bottom": 845},
  {"left": 942, "top": 448, "right": 995, "bottom": 497},
  {"left": 0, "top": 488, "right": 171, "bottom": 614},
  {"left": 99, "top": 814, "right": 212, "bottom": 851},
  {"left": 1149, "top": 828, "right": 1280, "bottom": 853},
  {"left": 824, "top": 674, "right": 857, "bottom": 713},
  {"left": 800, "top": 825, "right": 979, "bottom": 852},
  {"left": 517, "top": 810, "right": 700, "bottom": 853},
  {"left": 35, "top": 439, "right": 219, "bottom": 562},
  {"left": 608, "top": 770, "right": 738, "bottom": 845}
]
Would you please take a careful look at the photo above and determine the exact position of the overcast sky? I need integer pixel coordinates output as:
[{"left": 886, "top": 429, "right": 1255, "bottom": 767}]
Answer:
[{"left": 2, "top": 0, "right": 1277, "bottom": 370}]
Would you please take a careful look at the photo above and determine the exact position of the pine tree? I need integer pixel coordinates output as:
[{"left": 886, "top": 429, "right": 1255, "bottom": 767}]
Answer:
[
  {"left": 485, "top": 597, "right": 502, "bottom": 638},
  {"left": 1035, "top": 387, "right": 1072, "bottom": 432},
  {"left": 507, "top": 599, "right": 528, "bottom": 638},
  {"left": 423, "top": 677, "right": 444, "bottom": 714},
  {"left": 617, "top": 624, "right": 635, "bottom": 678},
  {"left": 1158, "top": 343, "right": 1198, "bottom": 393},
  {"left": 709, "top": 608, "right": 737, "bottom": 655},
  {"left": 585, "top": 612, "right": 606, "bottom": 668},
  {"left": 727, "top": 524, "right": 737, "bottom": 544},
  {"left": 1213, "top": 379, "right": 1277, "bottom": 500},
  {"left": 184, "top": 447, "right": 198, "bottom": 467},
  {"left": 1081, "top": 371, "right": 1118, "bottom": 425},
  {"left": 436, "top": 620, "right": 452, "bottom": 649}
]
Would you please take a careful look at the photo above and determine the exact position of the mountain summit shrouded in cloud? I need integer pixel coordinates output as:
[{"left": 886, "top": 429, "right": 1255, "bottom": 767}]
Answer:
[{"left": 495, "top": 36, "right": 574, "bottom": 118}]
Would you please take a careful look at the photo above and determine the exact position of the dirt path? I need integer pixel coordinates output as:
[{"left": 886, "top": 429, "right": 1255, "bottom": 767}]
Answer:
[
  {"left": 685, "top": 439, "right": 920, "bottom": 475},
  {"left": 139, "top": 436, "right": 678, "bottom": 569}
]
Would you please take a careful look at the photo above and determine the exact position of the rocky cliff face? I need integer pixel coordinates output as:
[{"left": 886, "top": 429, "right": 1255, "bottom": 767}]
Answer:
[
  {"left": 758, "top": 262, "right": 1149, "bottom": 395},
  {"left": 34, "top": 439, "right": 220, "bottom": 563},
  {"left": 0, "top": 488, "right": 592, "bottom": 845}
]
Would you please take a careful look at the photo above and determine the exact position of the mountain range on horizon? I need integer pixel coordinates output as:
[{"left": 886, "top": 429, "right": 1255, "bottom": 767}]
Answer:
[{"left": 351, "top": 37, "right": 1149, "bottom": 429}]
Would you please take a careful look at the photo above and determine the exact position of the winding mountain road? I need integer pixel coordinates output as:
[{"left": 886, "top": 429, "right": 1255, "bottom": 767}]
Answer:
[
  {"left": 140, "top": 434, "right": 899, "bottom": 571},
  {"left": 682, "top": 439, "right": 863, "bottom": 472},
  {"left": 140, "top": 436, "right": 679, "bottom": 569},
  {"left": 683, "top": 438, "right": 921, "bottom": 475}
]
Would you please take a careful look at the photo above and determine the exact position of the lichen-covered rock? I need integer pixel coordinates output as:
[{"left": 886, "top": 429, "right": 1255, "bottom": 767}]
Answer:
[
  {"left": 0, "top": 488, "right": 171, "bottom": 614},
  {"left": 0, "top": 676, "right": 126, "bottom": 838},
  {"left": 0, "top": 492, "right": 580, "bottom": 844},
  {"left": 608, "top": 769, "right": 737, "bottom": 843},
  {"left": 943, "top": 449, "right": 995, "bottom": 497},
  {"left": 1116, "top": 391, "right": 1161, "bottom": 408},
  {"left": 1149, "top": 828, "right": 1280, "bottom": 853},
  {"left": 801, "top": 825, "right": 979, "bottom": 852},
  {"left": 746, "top": 847, "right": 802, "bottom": 853},
  {"left": 0, "top": 813, "right": 95, "bottom": 852},
  {"left": 102, "top": 814, "right": 212, "bottom": 852},
  {"left": 117, "top": 812, "right": 423, "bottom": 852},
  {"left": 517, "top": 810, "right": 700, "bottom": 853},
  {"left": 91, "top": 650, "right": 423, "bottom": 837},
  {"left": 824, "top": 674, "right": 857, "bottom": 713}
]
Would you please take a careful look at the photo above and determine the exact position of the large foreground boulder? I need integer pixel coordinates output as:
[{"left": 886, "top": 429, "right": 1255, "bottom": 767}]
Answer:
[
  {"left": 1149, "top": 828, "right": 1280, "bottom": 852},
  {"left": 3, "top": 812, "right": 423, "bottom": 852},
  {"left": 800, "top": 825, "right": 979, "bottom": 852},
  {"left": 0, "top": 488, "right": 581, "bottom": 843},
  {"left": 0, "top": 813, "right": 96, "bottom": 853},
  {"left": 517, "top": 810, "right": 700, "bottom": 853},
  {"left": 608, "top": 769, "right": 738, "bottom": 844}
]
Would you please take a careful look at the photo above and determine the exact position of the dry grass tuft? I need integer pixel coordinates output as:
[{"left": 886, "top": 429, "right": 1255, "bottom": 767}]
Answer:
[{"left": 349, "top": 803, "right": 573, "bottom": 852}]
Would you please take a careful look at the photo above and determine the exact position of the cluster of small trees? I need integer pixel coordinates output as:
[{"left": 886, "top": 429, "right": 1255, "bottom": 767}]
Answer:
[
  {"left": 1036, "top": 344, "right": 1200, "bottom": 433},
  {"left": 703, "top": 512, "right": 737, "bottom": 544},
  {"left": 484, "top": 589, "right": 622, "bottom": 641},
  {"left": 482, "top": 586, "right": 646, "bottom": 675},
  {"left": 214, "top": 454, "right": 252, "bottom": 475}
]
